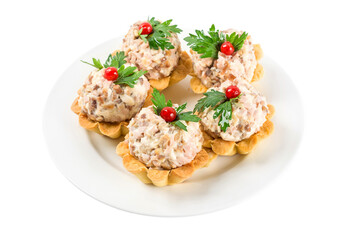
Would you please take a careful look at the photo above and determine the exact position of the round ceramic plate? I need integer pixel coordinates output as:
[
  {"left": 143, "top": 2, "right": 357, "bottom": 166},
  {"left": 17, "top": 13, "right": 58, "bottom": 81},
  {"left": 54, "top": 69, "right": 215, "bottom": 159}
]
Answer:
[{"left": 43, "top": 36, "right": 303, "bottom": 217}]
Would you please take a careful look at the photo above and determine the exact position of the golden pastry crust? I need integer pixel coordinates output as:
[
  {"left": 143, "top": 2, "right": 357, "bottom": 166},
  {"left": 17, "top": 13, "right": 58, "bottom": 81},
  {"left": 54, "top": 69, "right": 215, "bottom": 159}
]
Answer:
[
  {"left": 149, "top": 51, "right": 192, "bottom": 91},
  {"left": 202, "top": 104, "right": 275, "bottom": 156},
  {"left": 169, "top": 51, "right": 193, "bottom": 86},
  {"left": 71, "top": 88, "right": 153, "bottom": 139},
  {"left": 148, "top": 77, "right": 170, "bottom": 92},
  {"left": 189, "top": 44, "right": 264, "bottom": 94},
  {"left": 253, "top": 44, "right": 264, "bottom": 61},
  {"left": 190, "top": 76, "right": 208, "bottom": 94},
  {"left": 251, "top": 63, "right": 264, "bottom": 83},
  {"left": 116, "top": 138, "right": 218, "bottom": 187},
  {"left": 112, "top": 50, "right": 192, "bottom": 92}
]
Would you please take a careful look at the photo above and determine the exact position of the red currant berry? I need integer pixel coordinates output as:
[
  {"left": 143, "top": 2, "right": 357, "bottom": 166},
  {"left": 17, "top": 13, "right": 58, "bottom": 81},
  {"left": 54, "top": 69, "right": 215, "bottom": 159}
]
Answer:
[
  {"left": 160, "top": 107, "right": 177, "bottom": 122},
  {"left": 139, "top": 22, "right": 153, "bottom": 35},
  {"left": 220, "top": 41, "right": 235, "bottom": 55},
  {"left": 103, "top": 67, "right": 119, "bottom": 81},
  {"left": 225, "top": 85, "right": 241, "bottom": 99}
]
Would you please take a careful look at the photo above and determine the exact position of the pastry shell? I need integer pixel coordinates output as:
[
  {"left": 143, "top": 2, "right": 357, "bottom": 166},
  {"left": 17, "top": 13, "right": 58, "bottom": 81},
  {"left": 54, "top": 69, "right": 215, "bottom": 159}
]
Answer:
[
  {"left": 112, "top": 50, "right": 192, "bottom": 92},
  {"left": 190, "top": 44, "right": 264, "bottom": 94},
  {"left": 116, "top": 138, "right": 218, "bottom": 187},
  {"left": 202, "top": 104, "right": 275, "bottom": 156},
  {"left": 70, "top": 88, "right": 153, "bottom": 139}
]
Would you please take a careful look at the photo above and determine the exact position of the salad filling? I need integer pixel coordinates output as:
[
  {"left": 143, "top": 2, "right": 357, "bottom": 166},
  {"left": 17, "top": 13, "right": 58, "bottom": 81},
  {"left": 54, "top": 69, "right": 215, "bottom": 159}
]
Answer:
[
  {"left": 120, "top": 20, "right": 181, "bottom": 80},
  {"left": 198, "top": 80, "right": 268, "bottom": 142},
  {"left": 188, "top": 28, "right": 257, "bottom": 88},
  {"left": 128, "top": 106, "right": 203, "bottom": 170},
  {"left": 79, "top": 66, "right": 150, "bottom": 123}
]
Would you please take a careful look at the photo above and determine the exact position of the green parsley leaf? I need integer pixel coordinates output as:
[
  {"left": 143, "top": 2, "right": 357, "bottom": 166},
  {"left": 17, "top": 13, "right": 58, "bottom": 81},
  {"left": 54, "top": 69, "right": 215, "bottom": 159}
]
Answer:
[
  {"left": 148, "top": 31, "right": 175, "bottom": 50},
  {"left": 104, "top": 51, "right": 126, "bottom": 68},
  {"left": 175, "top": 103, "right": 187, "bottom": 115},
  {"left": 229, "top": 93, "right": 243, "bottom": 104},
  {"left": 151, "top": 88, "right": 173, "bottom": 114},
  {"left": 184, "top": 24, "right": 225, "bottom": 59},
  {"left": 154, "top": 19, "right": 182, "bottom": 37},
  {"left": 170, "top": 120, "right": 187, "bottom": 131},
  {"left": 114, "top": 69, "right": 147, "bottom": 88},
  {"left": 117, "top": 65, "right": 137, "bottom": 78},
  {"left": 139, "top": 17, "right": 182, "bottom": 50},
  {"left": 213, "top": 101, "right": 232, "bottom": 132},
  {"left": 140, "top": 35, "right": 148, "bottom": 43},
  {"left": 171, "top": 112, "right": 200, "bottom": 132},
  {"left": 81, "top": 58, "right": 103, "bottom": 70},
  {"left": 193, "top": 89, "right": 227, "bottom": 113},
  {"left": 177, "top": 111, "right": 201, "bottom": 122},
  {"left": 226, "top": 32, "right": 248, "bottom": 52},
  {"left": 148, "top": 17, "right": 161, "bottom": 27}
]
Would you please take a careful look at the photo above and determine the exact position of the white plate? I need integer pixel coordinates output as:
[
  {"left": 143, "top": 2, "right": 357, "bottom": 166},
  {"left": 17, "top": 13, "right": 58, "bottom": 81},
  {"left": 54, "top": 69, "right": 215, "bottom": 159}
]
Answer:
[{"left": 43, "top": 37, "right": 303, "bottom": 217}]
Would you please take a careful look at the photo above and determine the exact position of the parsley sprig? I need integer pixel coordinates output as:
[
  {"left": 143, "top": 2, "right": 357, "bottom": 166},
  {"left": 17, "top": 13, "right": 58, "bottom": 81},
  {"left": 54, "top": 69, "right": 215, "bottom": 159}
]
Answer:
[
  {"left": 151, "top": 89, "right": 200, "bottom": 131},
  {"left": 226, "top": 31, "right": 248, "bottom": 53},
  {"left": 184, "top": 24, "right": 248, "bottom": 59},
  {"left": 194, "top": 89, "right": 242, "bottom": 132},
  {"left": 81, "top": 51, "right": 146, "bottom": 88},
  {"left": 139, "top": 17, "right": 182, "bottom": 50},
  {"left": 193, "top": 90, "right": 227, "bottom": 112}
]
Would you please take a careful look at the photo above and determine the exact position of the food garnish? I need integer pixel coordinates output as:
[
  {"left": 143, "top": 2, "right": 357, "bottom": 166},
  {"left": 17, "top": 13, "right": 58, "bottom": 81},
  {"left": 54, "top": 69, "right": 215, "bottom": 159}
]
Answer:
[
  {"left": 194, "top": 85, "right": 242, "bottom": 132},
  {"left": 151, "top": 89, "right": 200, "bottom": 131},
  {"left": 81, "top": 51, "right": 147, "bottom": 87},
  {"left": 220, "top": 41, "right": 234, "bottom": 55},
  {"left": 160, "top": 107, "right": 177, "bottom": 122},
  {"left": 138, "top": 17, "right": 182, "bottom": 50},
  {"left": 103, "top": 67, "right": 118, "bottom": 81},
  {"left": 225, "top": 85, "right": 241, "bottom": 99},
  {"left": 139, "top": 22, "right": 152, "bottom": 35},
  {"left": 184, "top": 25, "right": 248, "bottom": 59}
]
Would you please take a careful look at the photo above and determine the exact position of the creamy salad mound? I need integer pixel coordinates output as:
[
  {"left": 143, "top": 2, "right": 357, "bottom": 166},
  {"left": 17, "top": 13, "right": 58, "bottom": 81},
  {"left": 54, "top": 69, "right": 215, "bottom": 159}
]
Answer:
[
  {"left": 128, "top": 106, "right": 203, "bottom": 170},
  {"left": 78, "top": 67, "right": 150, "bottom": 123},
  {"left": 191, "top": 29, "right": 257, "bottom": 88},
  {"left": 199, "top": 80, "right": 268, "bottom": 142},
  {"left": 120, "top": 21, "right": 181, "bottom": 80}
]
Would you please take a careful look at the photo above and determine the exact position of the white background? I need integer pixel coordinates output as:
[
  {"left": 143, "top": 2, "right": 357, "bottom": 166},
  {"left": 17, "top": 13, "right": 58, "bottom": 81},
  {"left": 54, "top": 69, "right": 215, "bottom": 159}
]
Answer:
[{"left": 1, "top": 0, "right": 359, "bottom": 239}]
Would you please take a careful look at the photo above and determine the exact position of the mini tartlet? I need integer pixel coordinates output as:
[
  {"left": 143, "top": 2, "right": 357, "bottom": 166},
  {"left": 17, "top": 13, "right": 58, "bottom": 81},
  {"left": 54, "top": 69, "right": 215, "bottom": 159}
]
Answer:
[
  {"left": 184, "top": 25, "right": 264, "bottom": 93},
  {"left": 119, "top": 17, "right": 192, "bottom": 91},
  {"left": 116, "top": 89, "right": 217, "bottom": 186},
  {"left": 71, "top": 51, "right": 153, "bottom": 138},
  {"left": 194, "top": 80, "right": 274, "bottom": 156}
]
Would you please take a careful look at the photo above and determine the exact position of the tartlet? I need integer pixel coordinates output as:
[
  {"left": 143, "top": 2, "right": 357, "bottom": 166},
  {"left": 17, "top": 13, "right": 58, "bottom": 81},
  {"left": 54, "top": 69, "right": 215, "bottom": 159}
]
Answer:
[
  {"left": 71, "top": 51, "right": 153, "bottom": 138},
  {"left": 184, "top": 25, "right": 264, "bottom": 93},
  {"left": 116, "top": 89, "right": 217, "bottom": 186},
  {"left": 194, "top": 80, "right": 274, "bottom": 156},
  {"left": 119, "top": 18, "right": 192, "bottom": 91}
]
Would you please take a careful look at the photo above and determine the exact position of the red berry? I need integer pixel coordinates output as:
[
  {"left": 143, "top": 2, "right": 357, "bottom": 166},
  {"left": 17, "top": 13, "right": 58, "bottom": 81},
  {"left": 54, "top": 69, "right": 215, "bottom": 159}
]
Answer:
[
  {"left": 220, "top": 41, "right": 235, "bottom": 55},
  {"left": 103, "top": 67, "right": 118, "bottom": 81},
  {"left": 226, "top": 85, "right": 241, "bottom": 99},
  {"left": 139, "top": 22, "right": 153, "bottom": 35},
  {"left": 160, "top": 107, "right": 177, "bottom": 122}
]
